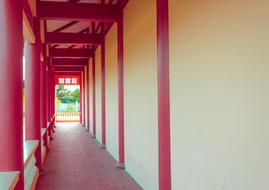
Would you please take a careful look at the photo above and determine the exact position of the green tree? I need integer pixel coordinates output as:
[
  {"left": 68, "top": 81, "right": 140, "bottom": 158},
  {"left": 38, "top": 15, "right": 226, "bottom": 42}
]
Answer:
[
  {"left": 56, "top": 85, "right": 80, "bottom": 103},
  {"left": 71, "top": 88, "right": 80, "bottom": 103},
  {"left": 56, "top": 85, "right": 70, "bottom": 103}
]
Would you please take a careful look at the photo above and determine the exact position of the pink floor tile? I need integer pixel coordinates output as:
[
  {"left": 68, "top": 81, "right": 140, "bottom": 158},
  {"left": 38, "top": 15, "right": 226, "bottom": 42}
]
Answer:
[{"left": 36, "top": 123, "right": 143, "bottom": 190}]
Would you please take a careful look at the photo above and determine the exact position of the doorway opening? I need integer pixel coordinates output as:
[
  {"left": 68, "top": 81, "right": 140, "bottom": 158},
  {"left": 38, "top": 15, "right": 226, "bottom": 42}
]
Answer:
[{"left": 55, "top": 76, "right": 81, "bottom": 123}]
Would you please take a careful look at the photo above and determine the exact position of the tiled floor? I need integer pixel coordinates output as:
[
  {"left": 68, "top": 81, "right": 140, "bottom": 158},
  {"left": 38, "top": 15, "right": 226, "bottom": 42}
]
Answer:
[{"left": 36, "top": 123, "right": 143, "bottom": 190}]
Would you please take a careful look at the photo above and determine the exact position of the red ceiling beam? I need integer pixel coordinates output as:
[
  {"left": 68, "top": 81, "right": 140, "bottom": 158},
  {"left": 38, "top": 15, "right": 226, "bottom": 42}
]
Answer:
[
  {"left": 54, "top": 72, "right": 82, "bottom": 77},
  {"left": 68, "top": 0, "right": 81, "bottom": 2},
  {"left": 52, "top": 21, "right": 79, "bottom": 33},
  {"left": 50, "top": 48, "right": 94, "bottom": 58},
  {"left": 51, "top": 21, "right": 79, "bottom": 48},
  {"left": 46, "top": 32, "right": 103, "bottom": 44},
  {"left": 54, "top": 66, "right": 85, "bottom": 72},
  {"left": 51, "top": 58, "right": 89, "bottom": 66},
  {"left": 38, "top": 1, "right": 120, "bottom": 22}
]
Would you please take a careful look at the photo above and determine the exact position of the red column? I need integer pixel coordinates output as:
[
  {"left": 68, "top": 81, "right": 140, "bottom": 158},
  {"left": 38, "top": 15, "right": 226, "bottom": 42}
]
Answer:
[
  {"left": 117, "top": 13, "right": 125, "bottom": 168},
  {"left": 50, "top": 65, "right": 54, "bottom": 122},
  {"left": 41, "top": 60, "right": 49, "bottom": 150},
  {"left": 47, "top": 63, "right": 51, "bottom": 122},
  {"left": 83, "top": 69, "right": 86, "bottom": 126},
  {"left": 86, "top": 65, "right": 90, "bottom": 131},
  {"left": 51, "top": 71, "right": 56, "bottom": 130},
  {"left": 101, "top": 41, "right": 106, "bottom": 148},
  {"left": 80, "top": 72, "right": 83, "bottom": 124},
  {"left": 0, "top": 1, "right": 24, "bottom": 189},
  {"left": 157, "top": 0, "right": 171, "bottom": 189},
  {"left": 92, "top": 55, "right": 96, "bottom": 138},
  {"left": 25, "top": 18, "right": 43, "bottom": 172},
  {"left": 47, "top": 64, "right": 53, "bottom": 140}
]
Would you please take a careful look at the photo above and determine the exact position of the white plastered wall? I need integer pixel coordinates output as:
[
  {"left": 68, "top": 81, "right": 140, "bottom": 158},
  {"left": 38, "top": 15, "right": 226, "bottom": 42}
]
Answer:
[
  {"left": 170, "top": 1, "right": 269, "bottom": 190},
  {"left": 105, "top": 23, "right": 119, "bottom": 161},
  {"left": 123, "top": 0, "right": 158, "bottom": 189}
]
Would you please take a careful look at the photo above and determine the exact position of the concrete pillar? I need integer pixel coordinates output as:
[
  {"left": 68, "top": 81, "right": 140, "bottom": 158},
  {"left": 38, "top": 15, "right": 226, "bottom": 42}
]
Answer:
[
  {"left": 0, "top": 1, "right": 24, "bottom": 189},
  {"left": 25, "top": 18, "right": 43, "bottom": 172}
]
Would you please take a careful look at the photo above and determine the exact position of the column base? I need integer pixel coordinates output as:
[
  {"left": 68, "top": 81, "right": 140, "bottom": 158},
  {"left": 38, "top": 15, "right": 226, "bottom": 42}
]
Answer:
[
  {"left": 92, "top": 135, "right": 96, "bottom": 138},
  {"left": 100, "top": 145, "right": 106, "bottom": 149},
  {"left": 116, "top": 162, "right": 125, "bottom": 169},
  {"left": 85, "top": 128, "right": 89, "bottom": 132}
]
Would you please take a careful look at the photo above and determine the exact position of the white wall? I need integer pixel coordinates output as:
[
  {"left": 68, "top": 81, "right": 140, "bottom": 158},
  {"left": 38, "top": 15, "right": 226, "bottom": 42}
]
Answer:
[
  {"left": 105, "top": 23, "right": 119, "bottom": 161},
  {"left": 95, "top": 46, "right": 102, "bottom": 143},
  {"left": 170, "top": 1, "right": 269, "bottom": 190},
  {"left": 123, "top": 0, "right": 158, "bottom": 189}
]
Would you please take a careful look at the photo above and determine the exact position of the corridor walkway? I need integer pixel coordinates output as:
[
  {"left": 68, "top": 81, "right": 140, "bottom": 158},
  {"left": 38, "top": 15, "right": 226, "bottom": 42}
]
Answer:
[{"left": 36, "top": 123, "right": 142, "bottom": 190}]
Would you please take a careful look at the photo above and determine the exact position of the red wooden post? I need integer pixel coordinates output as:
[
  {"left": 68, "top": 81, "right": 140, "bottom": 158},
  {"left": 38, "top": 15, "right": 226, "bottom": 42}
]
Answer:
[
  {"left": 92, "top": 55, "right": 96, "bottom": 138},
  {"left": 51, "top": 66, "right": 54, "bottom": 122},
  {"left": 0, "top": 1, "right": 24, "bottom": 189},
  {"left": 47, "top": 63, "right": 51, "bottom": 122},
  {"left": 52, "top": 71, "right": 56, "bottom": 130},
  {"left": 101, "top": 41, "right": 106, "bottom": 148},
  {"left": 25, "top": 18, "right": 43, "bottom": 172},
  {"left": 41, "top": 60, "right": 49, "bottom": 150},
  {"left": 83, "top": 68, "right": 86, "bottom": 126},
  {"left": 86, "top": 65, "right": 90, "bottom": 131},
  {"left": 47, "top": 64, "right": 53, "bottom": 140},
  {"left": 157, "top": 0, "right": 171, "bottom": 189},
  {"left": 117, "top": 13, "right": 125, "bottom": 168},
  {"left": 80, "top": 72, "right": 83, "bottom": 124}
]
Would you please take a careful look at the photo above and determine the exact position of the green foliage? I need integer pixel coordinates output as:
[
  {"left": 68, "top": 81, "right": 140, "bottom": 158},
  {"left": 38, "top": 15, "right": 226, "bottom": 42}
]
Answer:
[
  {"left": 56, "top": 85, "right": 80, "bottom": 103},
  {"left": 72, "top": 88, "right": 80, "bottom": 103},
  {"left": 56, "top": 96, "right": 61, "bottom": 107},
  {"left": 67, "top": 104, "right": 75, "bottom": 112}
]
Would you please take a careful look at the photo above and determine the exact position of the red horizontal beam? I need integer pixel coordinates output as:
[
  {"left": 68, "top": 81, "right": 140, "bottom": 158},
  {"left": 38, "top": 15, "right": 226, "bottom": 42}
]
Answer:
[
  {"left": 52, "top": 21, "right": 78, "bottom": 33},
  {"left": 50, "top": 48, "right": 94, "bottom": 58},
  {"left": 51, "top": 58, "right": 89, "bottom": 66},
  {"left": 38, "top": 1, "right": 120, "bottom": 22},
  {"left": 54, "top": 66, "right": 85, "bottom": 72},
  {"left": 54, "top": 72, "right": 81, "bottom": 76},
  {"left": 46, "top": 32, "right": 103, "bottom": 45}
]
